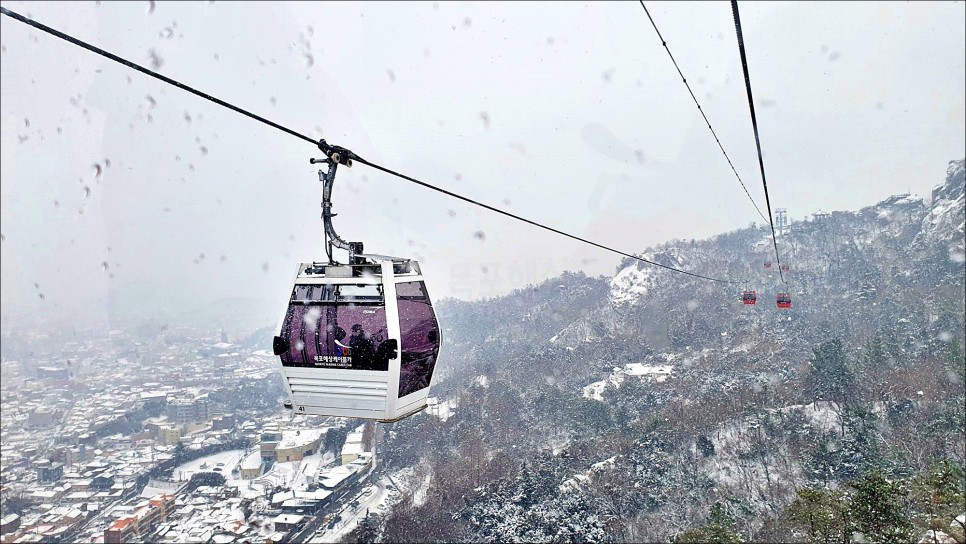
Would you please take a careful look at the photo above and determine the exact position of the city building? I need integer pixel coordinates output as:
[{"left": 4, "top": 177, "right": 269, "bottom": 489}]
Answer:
[
  {"left": 341, "top": 426, "right": 365, "bottom": 465},
  {"left": 36, "top": 366, "right": 70, "bottom": 381},
  {"left": 259, "top": 425, "right": 282, "bottom": 463},
  {"left": 103, "top": 494, "right": 175, "bottom": 544},
  {"left": 239, "top": 451, "right": 263, "bottom": 480},
  {"left": 272, "top": 514, "right": 304, "bottom": 533},
  {"left": 166, "top": 395, "right": 209, "bottom": 425},
  {"left": 158, "top": 426, "right": 182, "bottom": 446},
  {"left": 35, "top": 459, "right": 64, "bottom": 484},
  {"left": 275, "top": 429, "right": 324, "bottom": 463}
]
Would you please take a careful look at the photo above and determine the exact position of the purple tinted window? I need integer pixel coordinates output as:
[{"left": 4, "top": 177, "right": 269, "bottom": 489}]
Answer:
[
  {"left": 279, "top": 284, "right": 390, "bottom": 371},
  {"left": 397, "top": 281, "right": 441, "bottom": 397}
]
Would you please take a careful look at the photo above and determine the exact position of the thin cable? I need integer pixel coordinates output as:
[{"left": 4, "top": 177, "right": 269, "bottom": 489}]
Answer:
[
  {"left": 353, "top": 157, "right": 739, "bottom": 284},
  {"left": 1, "top": 6, "right": 741, "bottom": 285},
  {"left": 730, "top": 0, "right": 786, "bottom": 286},
  {"left": 639, "top": 1, "right": 768, "bottom": 225},
  {"left": 0, "top": 6, "right": 316, "bottom": 147}
]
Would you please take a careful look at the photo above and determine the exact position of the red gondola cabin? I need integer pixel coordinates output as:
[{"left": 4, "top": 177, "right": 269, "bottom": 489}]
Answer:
[
  {"left": 776, "top": 292, "right": 792, "bottom": 309},
  {"left": 741, "top": 291, "right": 757, "bottom": 305}
]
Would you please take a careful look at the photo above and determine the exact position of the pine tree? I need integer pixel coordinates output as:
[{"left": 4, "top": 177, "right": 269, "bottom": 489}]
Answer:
[
  {"left": 673, "top": 502, "right": 742, "bottom": 544},
  {"left": 848, "top": 469, "right": 913, "bottom": 544},
  {"left": 785, "top": 488, "right": 851, "bottom": 544},
  {"left": 808, "top": 339, "right": 856, "bottom": 408},
  {"left": 909, "top": 460, "right": 966, "bottom": 535}
]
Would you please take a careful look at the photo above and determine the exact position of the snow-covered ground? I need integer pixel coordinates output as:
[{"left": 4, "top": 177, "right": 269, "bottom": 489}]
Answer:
[
  {"left": 560, "top": 455, "right": 617, "bottom": 492},
  {"left": 582, "top": 364, "right": 674, "bottom": 401},
  {"left": 425, "top": 397, "right": 456, "bottom": 422},
  {"left": 609, "top": 265, "right": 654, "bottom": 305},
  {"left": 172, "top": 449, "right": 247, "bottom": 482},
  {"left": 702, "top": 401, "right": 845, "bottom": 501}
]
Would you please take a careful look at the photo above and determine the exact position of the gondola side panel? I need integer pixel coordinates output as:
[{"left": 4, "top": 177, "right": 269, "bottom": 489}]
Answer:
[{"left": 396, "top": 281, "right": 442, "bottom": 399}]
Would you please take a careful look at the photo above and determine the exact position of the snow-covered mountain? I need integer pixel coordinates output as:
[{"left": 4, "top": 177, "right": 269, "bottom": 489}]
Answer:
[{"left": 366, "top": 158, "right": 965, "bottom": 543}]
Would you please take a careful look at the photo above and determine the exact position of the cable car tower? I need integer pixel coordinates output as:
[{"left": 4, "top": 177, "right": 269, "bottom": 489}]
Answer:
[{"left": 272, "top": 141, "right": 443, "bottom": 422}]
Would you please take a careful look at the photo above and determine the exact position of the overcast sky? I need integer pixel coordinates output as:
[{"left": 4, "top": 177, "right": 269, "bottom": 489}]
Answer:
[{"left": 1, "top": 1, "right": 964, "bottom": 332}]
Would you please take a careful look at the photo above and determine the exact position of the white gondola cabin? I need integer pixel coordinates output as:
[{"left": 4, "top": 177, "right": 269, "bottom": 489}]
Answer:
[{"left": 273, "top": 256, "right": 442, "bottom": 422}]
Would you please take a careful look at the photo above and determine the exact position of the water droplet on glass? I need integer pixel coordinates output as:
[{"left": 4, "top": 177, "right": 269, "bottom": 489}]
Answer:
[
  {"left": 474, "top": 231, "right": 485, "bottom": 241},
  {"left": 262, "top": 262, "right": 270, "bottom": 272},
  {"left": 479, "top": 112, "right": 490, "bottom": 130},
  {"left": 303, "top": 307, "right": 322, "bottom": 326},
  {"left": 101, "top": 262, "right": 109, "bottom": 271},
  {"left": 147, "top": 48, "right": 163, "bottom": 70},
  {"left": 387, "top": 69, "right": 396, "bottom": 83},
  {"left": 83, "top": 186, "right": 91, "bottom": 198},
  {"left": 147, "top": 1, "right": 156, "bottom": 14}
]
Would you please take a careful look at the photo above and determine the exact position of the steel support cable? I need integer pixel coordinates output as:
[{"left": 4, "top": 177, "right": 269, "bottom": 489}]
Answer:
[
  {"left": 730, "top": 1, "right": 787, "bottom": 286},
  {"left": 639, "top": 1, "right": 769, "bottom": 225},
  {"left": 1, "top": 6, "right": 741, "bottom": 285},
  {"left": 0, "top": 7, "right": 317, "bottom": 147},
  {"left": 352, "top": 157, "right": 738, "bottom": 283}
]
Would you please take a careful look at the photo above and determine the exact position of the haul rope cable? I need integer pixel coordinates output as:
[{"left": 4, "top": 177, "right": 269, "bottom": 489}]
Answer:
[
  {"left": 639, "top": 0, "right": 769, "bottom": 225},
  {"left": 731, "top": 0, "right": 787, "bottom": 285},
  {"left": 1, "top": 6, "right": 741, "bottom": 285}
]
